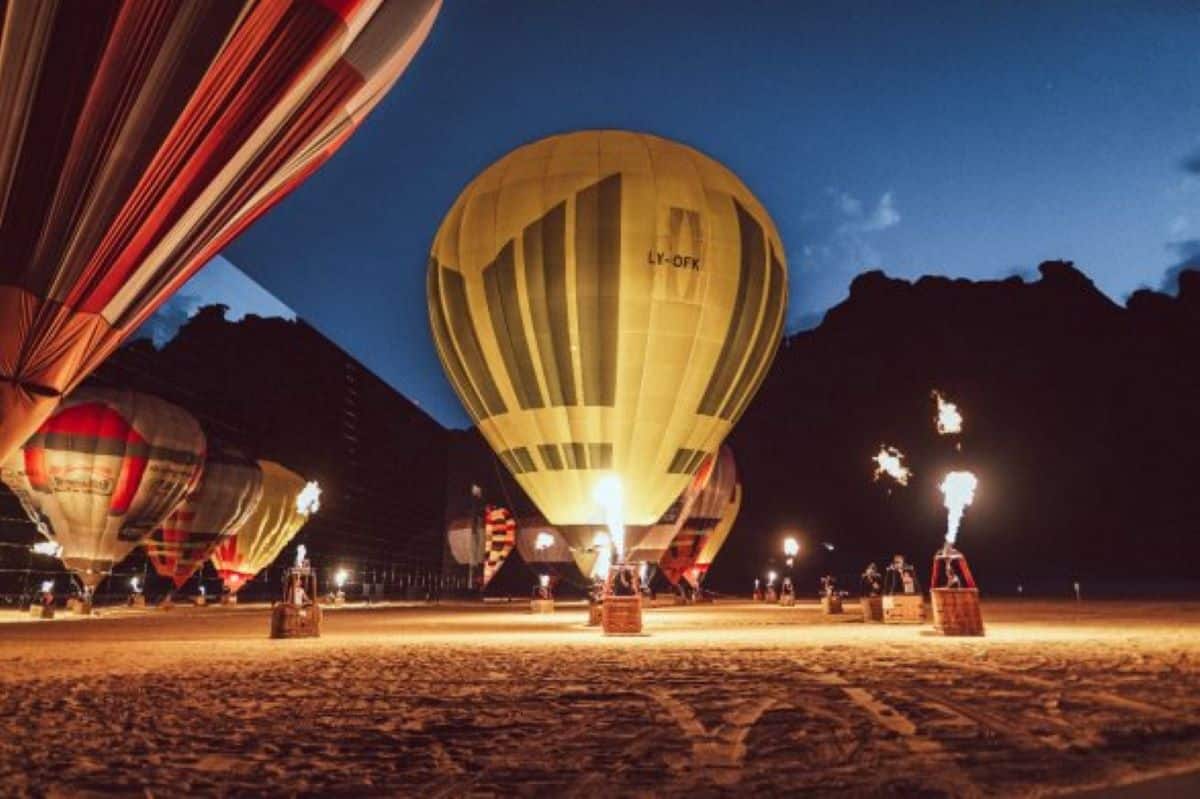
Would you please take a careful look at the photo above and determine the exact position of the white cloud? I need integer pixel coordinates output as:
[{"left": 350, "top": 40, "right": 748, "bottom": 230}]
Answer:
[{"left": 835, "top": 189, "right": 901, "bottom": 233}]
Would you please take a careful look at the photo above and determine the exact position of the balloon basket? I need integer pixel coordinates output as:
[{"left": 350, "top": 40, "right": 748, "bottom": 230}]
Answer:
[
  {"left": 158, "top": 598, "right": 175, "bottom": 611},
  {"left": 860, "top": 596, "right": 883, "bottom": 622},
  {"left": 191, "top": 595, "right": 207, "bottom": 607},
  {"left": 586, "top": 602, "right": 603, "bottom": 627},
  {"left": 779, "top": 595, "right": 796, "bottom": 607},
  {"left": 67, "top": 598, "right": 93, "bottom": 616},
  {"left": 931, "top": 588, "right": 984, "bottom": 636},
  {"left": 270, "top": 602, "right": 322, "bottom": 639},
  {"left": 220, "top": 594, "right": 237, "bottom": 606},
  {"left": 530, "top": 599, "right": 555, "bottom": 614},
  {"left": 764, "top": 589, "right": 778, "bottom": 603},
  {"left": 602, "top": 596, "right": 642, "bottom": 635},
  {"left": 28, "top": 604, "right": 54, "bottom": 620},
  {"left": 820, "top": 596, "right": 843, "bottom": 615},
  {"left": 129, "top": 595, "right": 146, "bottom": 609},
  {"left": 882, "top": 594, "right": 925, "bottom": 624}
]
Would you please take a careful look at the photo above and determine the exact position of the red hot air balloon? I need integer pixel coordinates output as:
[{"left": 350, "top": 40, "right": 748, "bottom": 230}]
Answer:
[
  {"left": 624, "top": 453, "right": 717, "bottom": 565},
  {"left": 0, "top": 387, "right": 205, "bottom": 595},
  {"left": 480, "top": 505, "right": 516, "bottom": 589},
  {"left": 660, "top": 446, "right": 738, "bottom": 588},
  {"left": 0, "top": 0, "right": 442, "bottom": 462},
  {"left": 145, "top": 444, "right": 264, "bottom": 590}
]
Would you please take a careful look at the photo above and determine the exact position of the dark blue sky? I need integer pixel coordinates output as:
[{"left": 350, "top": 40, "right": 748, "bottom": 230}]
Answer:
[{"left": 222, "top": 1, "right": 1200, "bottom": 428}]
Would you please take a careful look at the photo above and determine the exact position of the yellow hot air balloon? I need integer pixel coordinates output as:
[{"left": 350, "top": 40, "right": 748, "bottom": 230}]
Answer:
[
  {"left": 210, "top": 460, "right": 316, "bottom": 595},
  {"left": 428, "top": 131, "right": 787, "bottom": 527}
]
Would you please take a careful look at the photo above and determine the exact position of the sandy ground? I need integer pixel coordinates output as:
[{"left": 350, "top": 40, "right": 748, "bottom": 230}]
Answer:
[{"left": 0, "top": 599, "right": 1198, "bottom": 798}]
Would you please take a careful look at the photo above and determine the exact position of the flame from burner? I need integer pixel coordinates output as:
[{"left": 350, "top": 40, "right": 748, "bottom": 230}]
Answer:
[
  {"left": 872, "top": 446, "right": 912, "bottom": 486},
  {"left": 939, "top": 470, "right": 978, "bottom": 544},
  {"left": 933, "top": 391, "right": 963, "bottom": 435}
]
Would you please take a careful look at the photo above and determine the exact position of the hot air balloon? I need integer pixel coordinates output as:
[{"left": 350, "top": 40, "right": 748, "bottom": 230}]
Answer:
[
  {"left": 481, "top": 505, "right": 517, "bottom": 588},
  {"left": 660, "top": 446, "right": 737, "bottom": 587},
  {"left": 0, "top": 387, "right": 205, "bottom": 596},
  {"left": 0, "top": 0, "right": 442, "bottom": 463},
  {"left": 515, "top": 519, "right": 590, "bottom": 589},
  {"left": 427, "top": 131, "right": 787, "bottom": 535},
  {"left": 687, "top": 481, "right": 742, "bottom": 590},
  {"left": 210, "top": 460, "right": 317, "bottom": 595},
  {"left": 625, "top": 452, "right": 716, "bottom": 567},
  {"left": 446, "top": 516, "right": 482, "bottom": 570},
  {"left": 446, "top": 505, "right": 516, "bottom": 589},
  {"left": 144, "top": 443, "right": 263, "bottom": 590}
]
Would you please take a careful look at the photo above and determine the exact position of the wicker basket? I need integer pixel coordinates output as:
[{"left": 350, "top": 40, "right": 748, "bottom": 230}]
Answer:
[
  {"left": 882, "top": 594, "right": 925, "bottom": 624},
  {"left": 821, "top": 595, "right": 843, "bottom": 615},
  {"left": 220, "top": 594, "right": 237, "bottom": 606},
  {"left": 780, "top": 595, "right": 796, "bottom": 607},
  {"left": 67, "top": 598, "right": 93, "bottom": 616},
  {"left": 587, "top": 602, "right": 603, "bottom": 626},
  {"left": 931, "top": 588, "right": 984, "bottom": 636},
  {"left": 860, "top": 595, "right": 883, "bottom": 622},
  {"left": 28, "top": 604, "right": 54, "bottom": 620},
  {"left": 129, "top": 595, "right": 146, "bottom": 608},
  {"left": 602, "top": 595, "right": 643, "bottom": 635},
  {"left": 270, "top": 602, "right": 323, "bottom": 639},
  {"left": 192, "top": 595, "right": 207, "bottom": 607},
  {"left": 530, "top": 598, "right": 555, "bottom": 614}
]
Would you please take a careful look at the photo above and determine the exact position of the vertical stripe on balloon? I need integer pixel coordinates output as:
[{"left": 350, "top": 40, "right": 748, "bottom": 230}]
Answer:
[
  {"left": 483, "top": 241, "right": 543, "bottom": 409},
  {"left": 574, "top": 174, "right": 621, "bottom": 408},
  {"left": 522, "top": 201, "right": 574, "bottom": 406}
]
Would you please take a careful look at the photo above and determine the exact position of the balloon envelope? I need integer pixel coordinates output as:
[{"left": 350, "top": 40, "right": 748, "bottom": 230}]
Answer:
[
  {"left": 514, "top": 518, "right": 593, "bottom": 588},
  {"left": 446, "top": 517, "right": 482, "bottom": 566},
  {"left": 625, "top": 452, "right": 716, "bottom": 564},
  {"left": 0, "top": 0, "right": 441, "bottom": 462},
  {"left": 1, "top": 387, "right": 205, "bottom": 590},
  {"left": 480, "top": 505, "right": 516, "bottom": 588},
  {"left": 428, "top": 130, "right": 787, "bottom": 526},
  {"left": 688, "top": 481, "right": 743, "bottom": 589},
  {"left": 210, "top": 460, "right": 311, "bottom": 593},
  {"left": 145, "top": 444, "right": 263, "bottom": 589},
  {"left": 660, "top": 446, "right": 737, "bottom": 586}
]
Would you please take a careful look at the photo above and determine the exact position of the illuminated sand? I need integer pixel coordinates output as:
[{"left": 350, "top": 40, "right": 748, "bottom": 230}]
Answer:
[{"left": 1, "top": 600, "right": 1198, "bottom": 796}]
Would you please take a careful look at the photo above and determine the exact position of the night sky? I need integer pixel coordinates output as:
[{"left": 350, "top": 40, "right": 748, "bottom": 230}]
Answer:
[{"left": 218, "top": 1, "right": 1200, "bottom": 429}]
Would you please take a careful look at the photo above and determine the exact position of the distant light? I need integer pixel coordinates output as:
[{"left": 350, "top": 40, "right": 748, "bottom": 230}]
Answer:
[
  {"left": 534, "top": 532, "right": 555, "bottom": 551},
  {"left": 767, "top": 571, "right": 777, "bottom": 583},
  {"left": 295, "top": 544, "right": 307, "bottom": 567},
  {"left": 335, "top": 568, "right": 349, "bottom": 589},
  {"left": 822, "top": 542, "right": 835, "bottom": 551},
  {"left": 538, "top": 574, "right": 550, "bottom": 588},
  {"left": 129, "top": 577, "right": 140, "bottom": 592},
  {"left": 40, "top": 580, "right": 53, "bottom": 593},
  {"left": 783, "top": 537, "right": 799, "bottom": 557},
  {"left": 199, "top": 585, "right": 206, "bottom": 596}
]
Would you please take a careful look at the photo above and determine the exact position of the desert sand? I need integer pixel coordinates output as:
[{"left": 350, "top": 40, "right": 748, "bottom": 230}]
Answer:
[{"left": 0, "top": 598, "right": 1197, "bottom": 797}]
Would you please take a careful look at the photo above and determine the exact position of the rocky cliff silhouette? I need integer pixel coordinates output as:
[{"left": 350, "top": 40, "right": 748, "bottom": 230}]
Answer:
[{"left": 719, "top": 261, "right": 1200, "bottom": 593}]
